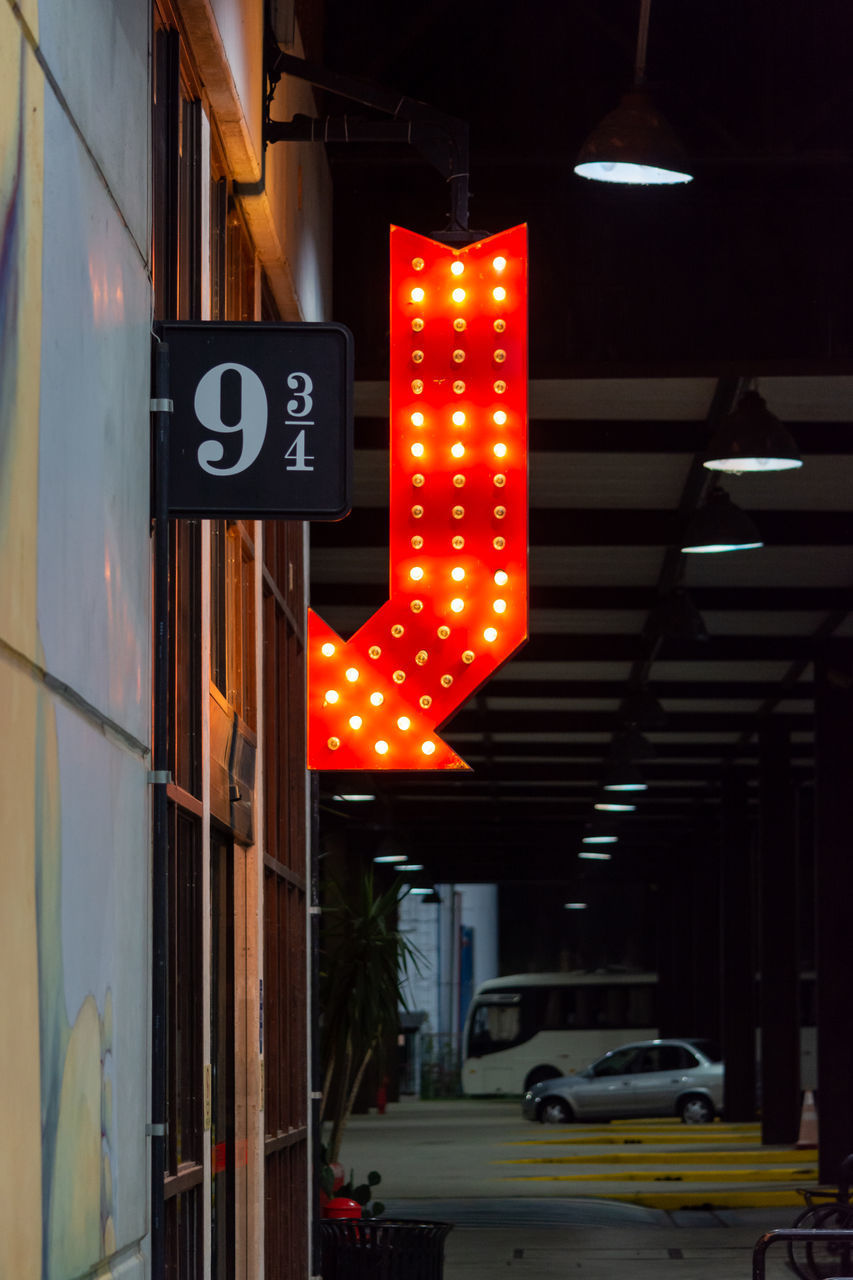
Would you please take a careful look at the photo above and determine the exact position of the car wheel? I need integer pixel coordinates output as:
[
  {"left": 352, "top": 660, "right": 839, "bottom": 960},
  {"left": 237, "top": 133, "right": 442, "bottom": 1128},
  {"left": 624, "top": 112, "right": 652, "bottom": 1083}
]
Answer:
[
  {"left": 524, "top": 1065, "right": 560, "bottom": 1091},
  {"left": 679, "top": 1094, "right": 715, "bottom": 1124},
  {"left": 539, "top": 1096, "right": 573, "bottom": 1124}
]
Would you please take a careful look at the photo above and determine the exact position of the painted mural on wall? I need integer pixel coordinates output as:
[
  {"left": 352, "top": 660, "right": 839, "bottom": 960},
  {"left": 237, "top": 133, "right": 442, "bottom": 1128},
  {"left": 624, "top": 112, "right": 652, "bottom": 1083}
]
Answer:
[
  {"left": 0, "top": 13, "right": 46, "bottom": 1276},
  {"left": 1, "top": 8, "right": 148, "bottom": 1277}
]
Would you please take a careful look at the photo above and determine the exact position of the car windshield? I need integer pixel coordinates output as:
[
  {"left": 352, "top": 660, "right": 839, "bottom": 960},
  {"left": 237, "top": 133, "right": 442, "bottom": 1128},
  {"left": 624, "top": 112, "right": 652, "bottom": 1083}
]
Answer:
[{"left": 686, "top": 1038, "right": 722, "bottom": 1062}]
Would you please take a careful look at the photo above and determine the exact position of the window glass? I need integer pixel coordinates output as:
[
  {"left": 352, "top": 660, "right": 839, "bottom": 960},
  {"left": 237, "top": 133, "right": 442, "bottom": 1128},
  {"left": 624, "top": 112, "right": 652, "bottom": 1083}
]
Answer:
[
  {"left": 656, "top": 1046, "right": 675, "bottom": 1071},
  {"left": 542, "top": 987, "right": 561, "bottom": 1030},
  {"left": 592, "top": 1046, "right": 639, "bottom": 1077},
  {"left": 210, "top": 521, "right": 256, "bottom": 729},
  {"left": 468, "top": 999, "right": 521, "bottom": 1055},
  {"left": 688, "top": 1038, "right": 722, "bottom": 1063}
]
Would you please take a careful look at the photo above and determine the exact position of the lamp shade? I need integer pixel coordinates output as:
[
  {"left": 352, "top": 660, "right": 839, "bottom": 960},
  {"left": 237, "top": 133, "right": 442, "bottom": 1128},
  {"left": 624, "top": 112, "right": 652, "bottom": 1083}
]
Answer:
[
  {"left": 574, "top": 88, "right": 693, "bottom": 185},
  {"left": 681, "top": 489, "right": 763, "bottom": 554},
  {"left": 703, "top": 390, "right": 802, "bottom": 473},
  {"left": 603, "top": 759, "right": 647, "bottom": 791}
]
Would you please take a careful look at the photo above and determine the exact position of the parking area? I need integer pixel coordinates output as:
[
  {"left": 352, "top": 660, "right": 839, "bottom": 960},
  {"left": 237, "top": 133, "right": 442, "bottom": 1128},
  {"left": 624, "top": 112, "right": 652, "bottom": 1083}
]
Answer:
[{"left": 337, "top": 1098, "right": 811, "bottom": 1279}]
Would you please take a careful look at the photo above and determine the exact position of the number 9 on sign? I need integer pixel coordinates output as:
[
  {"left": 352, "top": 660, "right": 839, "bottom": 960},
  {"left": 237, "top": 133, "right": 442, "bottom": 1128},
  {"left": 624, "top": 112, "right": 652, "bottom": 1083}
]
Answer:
[{"left": 194, "top": 362, "right": 268, "bottom": 476}]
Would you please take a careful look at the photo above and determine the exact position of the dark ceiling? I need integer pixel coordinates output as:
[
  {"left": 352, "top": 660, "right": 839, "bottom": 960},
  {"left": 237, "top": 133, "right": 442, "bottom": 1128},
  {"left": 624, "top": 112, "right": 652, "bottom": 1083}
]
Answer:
[{"left": 290, "top": 0, "right": 853, "bottom": 891}]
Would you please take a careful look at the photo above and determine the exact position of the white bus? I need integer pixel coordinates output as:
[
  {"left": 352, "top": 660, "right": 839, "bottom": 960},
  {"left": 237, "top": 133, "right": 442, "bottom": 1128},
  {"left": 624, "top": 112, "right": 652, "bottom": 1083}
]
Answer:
[
  {"left": 461, "top": 970, "right": 818, "bottom": 1096},
  {"left": 461, "top": 971, "right": 658, "bottom": 1096}
]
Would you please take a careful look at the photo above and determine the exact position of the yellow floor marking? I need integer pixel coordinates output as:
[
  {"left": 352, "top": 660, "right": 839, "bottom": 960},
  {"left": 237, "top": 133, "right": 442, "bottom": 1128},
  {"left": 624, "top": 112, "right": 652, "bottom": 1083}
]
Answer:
[
  {"left": 580, "top": 1189, "right": 808, "bottom": 1209},
  {"left": 608, "top": 1119, "right": 759, "bottom": 1128},
  {"left": 501, "top": 1167, "right": 817, "bottom": 1183},
  {"left": 499, "top": 1149, "right": 816, "bottom": 1166},
  {"left": 510, "top": 1133, "right": 762, "bottom": 1145},
  {"left": 513, "top": 1121, "right": 761, "bottom": 1138}
]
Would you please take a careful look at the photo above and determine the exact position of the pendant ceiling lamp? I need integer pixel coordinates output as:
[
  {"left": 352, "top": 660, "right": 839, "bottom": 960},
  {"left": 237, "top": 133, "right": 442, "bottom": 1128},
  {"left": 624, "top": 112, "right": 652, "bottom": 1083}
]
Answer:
[
  {"left": 703, "top": 389, "right": 802, "bottom": 474},
  {"left": 681, "top": 488, "right": 763, "bottom": 554},
  {"left": 574, "top": 0, "right": 693, "bottom": 186},
  {"left": 602, "top": 759, "right": 647, "bottom": 792}
]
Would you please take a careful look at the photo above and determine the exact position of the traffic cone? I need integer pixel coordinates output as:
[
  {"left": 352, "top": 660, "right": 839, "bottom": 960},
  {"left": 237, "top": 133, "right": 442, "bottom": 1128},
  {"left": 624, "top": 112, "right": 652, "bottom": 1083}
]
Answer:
[{"left": 796, "top": 1090, "right": 818, "bottom": 1148}]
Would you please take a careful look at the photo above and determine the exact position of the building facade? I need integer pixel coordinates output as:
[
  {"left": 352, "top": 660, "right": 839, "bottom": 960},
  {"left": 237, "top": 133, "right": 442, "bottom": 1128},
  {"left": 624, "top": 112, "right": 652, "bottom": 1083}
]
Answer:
[{"left": 1, "top": 2, "right": 326, "bottom": 1275}]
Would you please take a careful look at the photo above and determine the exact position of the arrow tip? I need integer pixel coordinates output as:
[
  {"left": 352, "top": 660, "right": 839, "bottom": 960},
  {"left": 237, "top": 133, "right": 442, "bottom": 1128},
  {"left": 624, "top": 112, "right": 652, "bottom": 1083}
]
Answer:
[{"left": 308, "top": 609, "right": 471, "bottom": 771}]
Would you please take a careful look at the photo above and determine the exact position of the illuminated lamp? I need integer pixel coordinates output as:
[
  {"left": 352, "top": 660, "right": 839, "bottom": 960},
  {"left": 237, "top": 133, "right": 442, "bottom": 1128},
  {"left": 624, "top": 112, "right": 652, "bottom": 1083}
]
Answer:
[
  {"left": 564, "top": 902, "right": 588, "bottom": 910},
  {"left": 574, "top": 1, "right": 692, "bottom": 185},
  {"left": 398, "top": 863, "right": 424, "bottom": 871},
  {"left": 332, "top": 793, "right": 376, "bottom": 802},
  {"left": 595, "top": 801, "right": 636, "bottom": 813},
  {"left": 374, "top": 854, "right": 408, "bottom": 863},
  {"left": 575, "top": 90, "right": 692, "bottom": 185},
  {"left": 582, "top": 835, "right": 618, "bottom": 844},
  {"left": 703, "top": 389, "right": 802, "bottom": 473},
  {"left": 681, "top": 488, "right": 763, "bottom": 553},
  {"left": 307, "top": 224, "right": 529, "bottom": 770},
  {"left": 579, "top": 850, "right": 612, "bottom": 861}
]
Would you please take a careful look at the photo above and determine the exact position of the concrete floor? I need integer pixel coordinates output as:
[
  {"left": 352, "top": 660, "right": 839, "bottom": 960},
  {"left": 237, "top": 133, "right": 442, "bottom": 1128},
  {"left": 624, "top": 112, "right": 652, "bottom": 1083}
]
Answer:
[{"left": 333, "top": 1098, "right": 815, "bottom": 1279}]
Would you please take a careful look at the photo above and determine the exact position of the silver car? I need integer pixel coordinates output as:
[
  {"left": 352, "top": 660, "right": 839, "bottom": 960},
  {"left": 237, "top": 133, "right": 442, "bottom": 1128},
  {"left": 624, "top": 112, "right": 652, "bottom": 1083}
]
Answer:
[{"left": 521, "top": 1038, "right": 723, "bottom": 1125}]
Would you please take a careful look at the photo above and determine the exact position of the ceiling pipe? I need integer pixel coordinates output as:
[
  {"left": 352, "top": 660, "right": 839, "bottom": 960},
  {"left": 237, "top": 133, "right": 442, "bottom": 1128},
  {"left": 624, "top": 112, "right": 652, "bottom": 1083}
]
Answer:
[{"left": 266, "top": 48, "right": 484, "bottom": 243}]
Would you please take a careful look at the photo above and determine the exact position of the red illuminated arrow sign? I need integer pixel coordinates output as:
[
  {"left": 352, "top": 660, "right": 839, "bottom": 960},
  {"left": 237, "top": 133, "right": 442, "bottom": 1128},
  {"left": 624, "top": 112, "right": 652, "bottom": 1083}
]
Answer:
[{"left": 308, "top": 224, "right": 528, "bottom": 770}]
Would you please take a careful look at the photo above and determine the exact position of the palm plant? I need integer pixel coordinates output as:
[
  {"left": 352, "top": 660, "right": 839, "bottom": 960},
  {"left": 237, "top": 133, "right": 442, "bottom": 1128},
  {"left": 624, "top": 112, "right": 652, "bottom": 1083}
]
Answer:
[{"left": 320, "top": 871, "right": 421, "bottom": 1163}]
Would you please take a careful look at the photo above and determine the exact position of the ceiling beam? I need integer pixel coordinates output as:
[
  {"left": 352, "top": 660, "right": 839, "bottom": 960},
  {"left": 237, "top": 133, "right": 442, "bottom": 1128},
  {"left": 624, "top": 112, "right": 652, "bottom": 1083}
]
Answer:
[
  {"left": 516, "top": 635, "right": 825, "bottom": 660},
  {"left": 350, "top": 417, "right": 853, "bottom": 455},
  {"left": 447, "top": 709, "right": 812, "bottom": 732},
  {"left": 310, "top": 585, "right": 853, "bottom": 612},
  {"left": 429, "top": 739, "right": 809, "bottom": 758},
  {"left": 478, "top": 680, "right": 815, "bottom": 701},
  {"left": 310, "top": 507, "right": 853, "bottom": 547},
  {"left": 330, "top": 760, "right": 812, "bottom": 784}
]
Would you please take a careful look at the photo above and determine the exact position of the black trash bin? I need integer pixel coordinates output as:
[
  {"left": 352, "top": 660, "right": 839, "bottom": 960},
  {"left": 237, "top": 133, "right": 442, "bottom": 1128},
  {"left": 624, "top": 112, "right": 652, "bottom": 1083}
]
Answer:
[{"left": 319, "top": 1218, "right": 453, "bottom": 1280}]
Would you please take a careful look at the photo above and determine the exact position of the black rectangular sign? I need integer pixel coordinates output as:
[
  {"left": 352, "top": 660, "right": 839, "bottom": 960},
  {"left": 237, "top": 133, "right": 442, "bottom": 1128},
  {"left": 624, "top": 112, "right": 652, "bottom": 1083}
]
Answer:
[{"left": 159, "top": 321, "right": 353, "bottom": 520}]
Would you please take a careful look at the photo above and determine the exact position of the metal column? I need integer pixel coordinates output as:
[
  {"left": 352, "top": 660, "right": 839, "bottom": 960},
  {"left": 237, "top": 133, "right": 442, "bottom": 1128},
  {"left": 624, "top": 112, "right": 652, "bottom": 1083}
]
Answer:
[
  {"left": 758, "top": 721, "right": 800, "bottom": 1144},
  {"left": 690, "top": 827, "right": 721, "bottom": 1043},
  {"left": 720, "top": 770, "right": 757, "bottom": 1120},
  {"left": 814, "top": 640, "right": 853, "bottom": 1182}
]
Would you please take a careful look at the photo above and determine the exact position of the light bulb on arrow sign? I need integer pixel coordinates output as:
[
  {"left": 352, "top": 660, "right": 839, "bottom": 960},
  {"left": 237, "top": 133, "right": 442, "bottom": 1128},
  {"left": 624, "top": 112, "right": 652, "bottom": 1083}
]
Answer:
[{"left": 308, "top": 224, "right": 529, "bottom": 770}]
